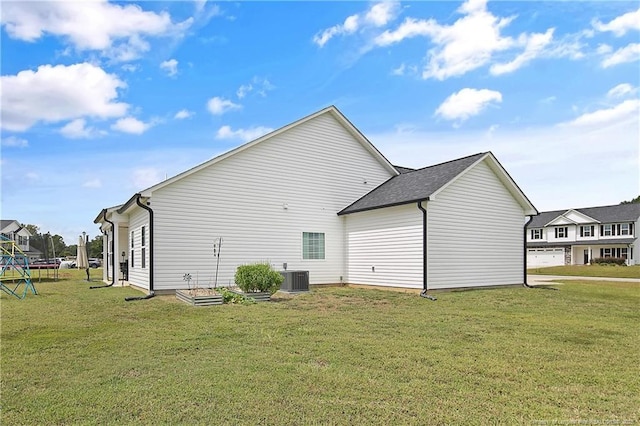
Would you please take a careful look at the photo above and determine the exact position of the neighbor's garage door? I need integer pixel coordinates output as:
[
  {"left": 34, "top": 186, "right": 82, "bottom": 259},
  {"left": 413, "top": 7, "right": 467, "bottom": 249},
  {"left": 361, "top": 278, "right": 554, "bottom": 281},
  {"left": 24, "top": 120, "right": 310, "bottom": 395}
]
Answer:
[{"left": 527, "top": 248, "right": 565, "bottom": 267}]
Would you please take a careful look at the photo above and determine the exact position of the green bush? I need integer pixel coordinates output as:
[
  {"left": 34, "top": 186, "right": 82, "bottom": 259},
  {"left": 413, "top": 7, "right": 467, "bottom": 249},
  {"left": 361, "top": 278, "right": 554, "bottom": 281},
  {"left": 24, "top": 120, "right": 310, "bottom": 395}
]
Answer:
[
  {"left": 591, "top": 257, "right": 627, "bottom": 266},
  {"left": 234, "top": 262, "right": 284, "bottom": 294}
]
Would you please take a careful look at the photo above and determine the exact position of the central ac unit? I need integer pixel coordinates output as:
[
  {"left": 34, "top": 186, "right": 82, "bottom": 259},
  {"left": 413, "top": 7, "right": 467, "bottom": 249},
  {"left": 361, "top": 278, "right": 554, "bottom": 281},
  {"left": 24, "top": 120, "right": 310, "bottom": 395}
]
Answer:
[{"left": 280, "top": 270, "right": 309, "bottom": 292}]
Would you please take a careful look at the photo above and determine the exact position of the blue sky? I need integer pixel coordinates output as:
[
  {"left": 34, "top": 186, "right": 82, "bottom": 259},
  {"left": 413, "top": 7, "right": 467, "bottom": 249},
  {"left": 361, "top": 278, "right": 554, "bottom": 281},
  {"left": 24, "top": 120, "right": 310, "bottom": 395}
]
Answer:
[{"left": 1, "top": 0, "right": 639, "bottom": 244}]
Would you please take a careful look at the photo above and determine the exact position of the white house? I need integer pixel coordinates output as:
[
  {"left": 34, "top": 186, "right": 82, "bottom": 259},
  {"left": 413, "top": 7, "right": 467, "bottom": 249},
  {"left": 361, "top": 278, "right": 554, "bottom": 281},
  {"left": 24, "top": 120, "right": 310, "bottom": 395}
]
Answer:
[
  {"left": 526, "top": 204, "right": 640, "bottom": 267},
  {"left": 94, "top": 106, "right": 538, "bottom": 294},
  {"left": 0, "top": 220, "right": 40, "bottom": 261}
]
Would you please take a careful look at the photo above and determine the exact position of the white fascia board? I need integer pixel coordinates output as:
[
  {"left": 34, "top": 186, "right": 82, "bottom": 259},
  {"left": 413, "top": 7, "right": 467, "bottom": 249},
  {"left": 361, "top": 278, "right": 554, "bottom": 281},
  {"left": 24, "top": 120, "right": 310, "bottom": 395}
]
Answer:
[
  {"left": 139, "top": 106, "right": 398, "bottom": 197},
  {"left": 544, "top": 211, "right": 578, "bottom": 227}
]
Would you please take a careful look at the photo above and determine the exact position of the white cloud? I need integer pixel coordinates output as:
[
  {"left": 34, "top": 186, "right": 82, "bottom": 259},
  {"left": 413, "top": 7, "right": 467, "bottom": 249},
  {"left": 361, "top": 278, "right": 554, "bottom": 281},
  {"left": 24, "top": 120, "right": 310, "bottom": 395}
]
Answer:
[
  {"left": 365, "top": 2, "right": 400, "bottom": 27},
  {"left": 0, "top": 1, "right": 192, "bottom": 61},
  {"left": 376, "top": 0, "right": 518, "bottom": 80},
  {"left": 215, "top": 125, "right": 274, "bottom": 142},
  {"left": 593, "top": 8, "right": 640, "bottom": 36},
  {"left": 237, "top": 83, "right": 253, "bottom": 99},
  {"left": 236, "top": 77, "right": 275, "bottom": 99},
  {"left": 367, "top": 116, "right": 638, "bottom": 212},
  {"left": 601, "top": 43, "right": 640, "bottom": 68},
  {"left": 374, "top": 0, "right": 570, "bottom": 80},
  {"left": 0, "top": 63, "right": 128, "bottom": 132},
  {"left": 60, "top": 118, "right": 104, "bottom": 139},
  {"left": 207, "top": 97, "right": 241, "bottom": 115},
  {"left": 607, "top": 83, "right": 636, "bottom": 99},
  {"left": 391, "top": 63, "right": 406, "bottom": 76},
  {"left": 111, "top": 117, "right": 153, "bottom": 134},
  {"left": 1, "top": 136, "right": 28, "bottom": 148},
  {"left": 564, "top": 99, "right": 640, "bottom": 127},
  {"left": 596, "top": 43, "right": 613, "bottom": 55},
  {"left": 121, "top": 64, "right": 139, "bottom": 72},
  {"left": 82, "top": 179, "right": 102, "bottom": 189},
  {"left": 160, "top": 59, "right": 178, "bottom": 77},
  {"left": 435, "top": 88, "right": 502, "bottom": 122},
  {"left": 313, "top": 1, "right": 400, "bottom": 47},
  {"left": 490, "top": 28, "right": 554, "bottom": 75},
  {"left": 131, "top": 167, "right": 163, "bottom": 190},
  {"left": 174, "top": 109, "right": 194, "bottom": 119}
]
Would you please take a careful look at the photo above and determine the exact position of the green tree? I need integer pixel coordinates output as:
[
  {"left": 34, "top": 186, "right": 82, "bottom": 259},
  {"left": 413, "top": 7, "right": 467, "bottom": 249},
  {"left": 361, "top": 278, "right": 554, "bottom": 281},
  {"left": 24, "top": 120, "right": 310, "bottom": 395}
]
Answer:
[
  {"left": 620, "top": 196, "right": 640, "bottom": 204},
  {"left": 87, "top": 235, "right": 103, "bottom": 258}
]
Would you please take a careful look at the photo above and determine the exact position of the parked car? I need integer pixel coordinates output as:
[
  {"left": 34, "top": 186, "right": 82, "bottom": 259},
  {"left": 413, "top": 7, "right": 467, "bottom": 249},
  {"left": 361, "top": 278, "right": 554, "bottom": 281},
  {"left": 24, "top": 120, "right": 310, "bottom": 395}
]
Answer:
[{"left": 88, "top": 258, "right": 101, "bottom": 268}]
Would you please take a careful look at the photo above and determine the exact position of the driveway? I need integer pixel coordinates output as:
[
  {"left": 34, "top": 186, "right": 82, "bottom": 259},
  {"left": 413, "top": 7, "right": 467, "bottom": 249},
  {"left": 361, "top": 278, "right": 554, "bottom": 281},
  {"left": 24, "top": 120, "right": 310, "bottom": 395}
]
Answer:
[{"left": 527, "top": 274, "right": 640, "bottom": 285}]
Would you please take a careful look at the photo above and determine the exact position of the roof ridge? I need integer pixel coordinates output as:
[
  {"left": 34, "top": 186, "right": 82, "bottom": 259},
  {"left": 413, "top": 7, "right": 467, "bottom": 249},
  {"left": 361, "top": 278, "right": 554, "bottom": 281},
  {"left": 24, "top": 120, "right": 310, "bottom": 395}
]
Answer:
[
  {"left": 403, "top": 152, "right": 487, "bottom": 174},
  {"left": 539, "top": 203, "right": 639, "bottom": 213}
]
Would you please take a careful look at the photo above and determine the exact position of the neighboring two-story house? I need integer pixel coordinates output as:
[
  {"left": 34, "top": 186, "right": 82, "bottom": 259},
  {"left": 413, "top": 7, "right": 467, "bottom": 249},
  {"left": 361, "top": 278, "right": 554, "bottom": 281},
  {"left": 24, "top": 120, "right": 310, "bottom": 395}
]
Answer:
[
  {"left": 0, "top": 219, "right": 41, "bottom": 261},
  {"left": 526, "top": 204, "right": 640, "bottom": 267}
]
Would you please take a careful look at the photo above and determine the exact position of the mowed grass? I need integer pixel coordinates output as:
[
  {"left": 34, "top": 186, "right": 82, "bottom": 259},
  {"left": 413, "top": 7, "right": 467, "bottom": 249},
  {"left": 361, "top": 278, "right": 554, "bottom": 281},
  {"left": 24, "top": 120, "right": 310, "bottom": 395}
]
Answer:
[
  {"left": 2, "top": 274, "right": 639, "bottom": 424},
  {"left": 528, "top": 264, "right": 640, "bottom": 279}
]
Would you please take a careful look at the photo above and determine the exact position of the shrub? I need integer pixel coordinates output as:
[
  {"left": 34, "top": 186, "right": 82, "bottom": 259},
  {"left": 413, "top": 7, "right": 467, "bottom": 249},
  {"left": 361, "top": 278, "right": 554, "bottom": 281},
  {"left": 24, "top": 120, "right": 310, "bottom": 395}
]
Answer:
[
  {"left": 234, "top": 262, "right": 284, "bottom": 294},
  {"left": 591, "top": 257, "right": 627, "bottom": 266}
]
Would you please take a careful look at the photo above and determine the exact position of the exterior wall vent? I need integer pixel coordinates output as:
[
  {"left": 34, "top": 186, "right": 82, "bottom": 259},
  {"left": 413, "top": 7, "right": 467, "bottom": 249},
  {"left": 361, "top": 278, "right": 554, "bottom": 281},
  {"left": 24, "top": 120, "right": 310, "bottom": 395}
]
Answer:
[{"left": 280, "top": 270, "right": 309, "bottom": 292}]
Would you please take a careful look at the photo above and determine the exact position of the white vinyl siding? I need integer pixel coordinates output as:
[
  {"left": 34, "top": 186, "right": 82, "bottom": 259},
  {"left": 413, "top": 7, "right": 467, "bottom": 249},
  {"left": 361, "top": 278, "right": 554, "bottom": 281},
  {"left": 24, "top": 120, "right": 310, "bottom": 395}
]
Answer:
[
  {"left": 345, "top": 204, "right": 422, "bottom": 288},
  {"left": 428, "top": 160, "right": 525, "bottom": 289},
  {"left": 148, "top": 113, "right": 394, "bottom": 290},
  {"left": 127, "top": 209, "right": 149, "bottom": 289}
]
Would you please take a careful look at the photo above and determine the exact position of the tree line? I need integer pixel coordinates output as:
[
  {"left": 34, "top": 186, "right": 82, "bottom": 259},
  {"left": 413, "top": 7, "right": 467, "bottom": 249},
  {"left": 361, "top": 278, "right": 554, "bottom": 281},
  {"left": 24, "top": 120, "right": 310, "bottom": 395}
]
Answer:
[{"left": 22, "top": 224, "right": 103, "bottom": 260}]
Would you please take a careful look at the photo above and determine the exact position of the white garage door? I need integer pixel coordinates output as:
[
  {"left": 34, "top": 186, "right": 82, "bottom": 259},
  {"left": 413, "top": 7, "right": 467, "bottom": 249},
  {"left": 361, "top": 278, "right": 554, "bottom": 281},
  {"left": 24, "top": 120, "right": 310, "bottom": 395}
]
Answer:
[{"left": 527, "top": 248, "right": 565, "bottom": 267}]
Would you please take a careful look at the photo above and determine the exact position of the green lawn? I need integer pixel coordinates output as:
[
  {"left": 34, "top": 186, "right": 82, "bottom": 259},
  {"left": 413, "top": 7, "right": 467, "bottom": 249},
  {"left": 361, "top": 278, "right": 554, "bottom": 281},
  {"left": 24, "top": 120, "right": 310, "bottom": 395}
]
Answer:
[
  {"left": 528, "top": 264, "right": 640, "bottom": 279},
  {"left": 2, "top": 274, "right": 639, "bottom": 424}
]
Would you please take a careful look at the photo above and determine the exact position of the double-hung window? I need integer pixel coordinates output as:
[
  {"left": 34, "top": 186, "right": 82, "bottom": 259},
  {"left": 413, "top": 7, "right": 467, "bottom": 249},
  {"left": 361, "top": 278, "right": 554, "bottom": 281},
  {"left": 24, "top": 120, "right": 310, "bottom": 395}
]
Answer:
[
  {"left": 621, "top": 224, "right": 630, "bottom": 236},
  {"left": 303, "top": 232, "right": 325, "bottom": 260},
  {"left": 530, "top": 229, "right": 542, "bottom": 240},
  {"left": 602, "top": 224, "right": 612, "bottom": 236},
  {"left": 555, "top": 227, "right": 568, "bottom": 238},
  {"left": 580, "top": 225, "right": 594, "bottom": 237}
]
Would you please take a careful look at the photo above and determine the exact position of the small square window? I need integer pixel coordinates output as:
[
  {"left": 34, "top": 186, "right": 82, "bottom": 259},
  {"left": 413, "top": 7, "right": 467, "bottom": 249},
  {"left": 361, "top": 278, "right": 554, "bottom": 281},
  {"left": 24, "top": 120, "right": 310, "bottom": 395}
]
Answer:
[{"left": 303, "top": 232, "right": 325, "bottom": 260}]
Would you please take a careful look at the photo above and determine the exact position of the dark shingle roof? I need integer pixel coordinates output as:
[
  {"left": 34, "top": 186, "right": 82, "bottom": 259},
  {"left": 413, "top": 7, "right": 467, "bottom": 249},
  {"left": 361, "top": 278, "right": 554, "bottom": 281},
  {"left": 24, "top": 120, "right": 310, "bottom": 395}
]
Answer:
[
  {"left": 339, "top": 152, "right": 487, "bottom": 215},
  {"left": 393, "top": 166, "right": 415, "bottom": 174},
  {"left": 528, "top": 203, "right": 640, "bottom": 228}
]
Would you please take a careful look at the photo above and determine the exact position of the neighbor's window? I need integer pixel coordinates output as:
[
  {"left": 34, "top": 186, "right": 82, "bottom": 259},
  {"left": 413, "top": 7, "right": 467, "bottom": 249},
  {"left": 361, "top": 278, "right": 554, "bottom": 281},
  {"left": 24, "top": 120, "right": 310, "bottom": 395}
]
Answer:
[
  {"left": 303, "top": 232, "right": 325, "bottom": 260},
  {"left": 580, "top": 225, "right": 594, "bottom": 237},
  {"left": 530, "top": 229, "right": 542, "bottom": 240},
  {"left": 621, "top": 224, "right": 630, "bottom": 236},
  {"left": 555, "top": 227, "right": 568, "bottom": 238},
  {"left": 131, "top": 231, "right": 134, "bottom": 248},
  {"left": 602, "top": 224, "right": 612, "bottom": 237},
  {"left": 621, "top": 248, "right": 628, "bottom": 259}
]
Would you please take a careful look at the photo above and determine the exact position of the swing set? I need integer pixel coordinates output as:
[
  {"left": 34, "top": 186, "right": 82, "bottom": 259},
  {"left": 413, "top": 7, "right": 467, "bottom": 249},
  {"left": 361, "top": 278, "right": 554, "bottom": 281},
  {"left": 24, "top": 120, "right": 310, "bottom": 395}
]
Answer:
[{"left": 0, "top": 234, "right": 37, "bottom": 299}]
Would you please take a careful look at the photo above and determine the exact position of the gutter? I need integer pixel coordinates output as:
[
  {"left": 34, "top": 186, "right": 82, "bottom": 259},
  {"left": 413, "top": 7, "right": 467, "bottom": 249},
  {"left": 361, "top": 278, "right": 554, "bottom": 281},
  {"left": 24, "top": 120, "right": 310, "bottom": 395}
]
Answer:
[
  {"left": 90, "top": 212, "right": 116, "bottom": 289},
  {"left": 524, "top": 215, "right": 558, "bottom": 290},
  {"left": 417, "top": 200, "right": 436, "bottom": 301},
  {"left": 523, "top": 216, "right": 534, "bottom": 288},
  {"left": 124, "top": 194, "right": 155, "bottom": 301}
]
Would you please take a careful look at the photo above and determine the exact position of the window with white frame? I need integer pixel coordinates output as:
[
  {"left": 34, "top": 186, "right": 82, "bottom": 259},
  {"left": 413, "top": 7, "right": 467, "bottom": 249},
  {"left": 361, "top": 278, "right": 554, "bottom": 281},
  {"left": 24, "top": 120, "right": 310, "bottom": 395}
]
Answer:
[
  {"left": 555, "top": 227, "right": 568, "bottom": 238},
  {"left": 602, "top": 224, "right": 612, "bottom": 236},
  {"left": 530, "top": 229, "right": 543, "bottom": 240},
  {"left": 621, "top": 223, "right": 630, "bottom": 235},
  {"left": 580, "top": 225, "right": 594, "bottom": 237},
  {"left": 303, "top": 232, "right": 325, "bottom": 260},
  {"left": 621, "top": 247, "right": 628, "bottom": 259}
]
